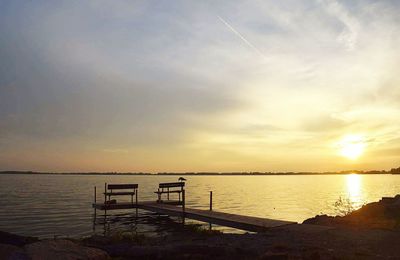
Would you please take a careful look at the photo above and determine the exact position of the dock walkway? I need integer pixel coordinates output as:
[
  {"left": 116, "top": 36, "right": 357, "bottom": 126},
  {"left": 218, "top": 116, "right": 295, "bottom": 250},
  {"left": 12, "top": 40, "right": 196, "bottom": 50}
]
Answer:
[{"left": 93, "top": 201, "right": 296, "bottom": 232}]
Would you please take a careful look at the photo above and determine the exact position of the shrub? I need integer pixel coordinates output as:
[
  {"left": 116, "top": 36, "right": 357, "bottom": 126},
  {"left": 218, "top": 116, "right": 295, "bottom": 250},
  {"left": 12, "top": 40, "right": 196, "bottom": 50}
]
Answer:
[{"left": 334, "top": 197, "right": 356, "bottom": 216}]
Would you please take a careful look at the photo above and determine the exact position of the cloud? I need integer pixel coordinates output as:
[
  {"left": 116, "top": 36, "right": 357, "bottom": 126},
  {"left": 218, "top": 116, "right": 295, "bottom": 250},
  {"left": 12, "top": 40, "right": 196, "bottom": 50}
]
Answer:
[
  {"left": 318, "top": 0, "right": 360, "bottom": 50},
  {"left": 1, "top": 0, "right": 400, "bottom": 171}
]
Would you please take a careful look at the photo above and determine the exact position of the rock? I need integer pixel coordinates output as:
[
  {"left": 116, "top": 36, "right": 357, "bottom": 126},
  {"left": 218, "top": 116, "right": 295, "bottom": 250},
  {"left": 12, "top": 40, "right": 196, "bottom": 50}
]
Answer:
[
  {"left": 303, "top": 194, "right": 400, "bottom": 230},
  {"left": 24, "top": 239, "right": 109, "bottom": 260},
  {"left": 380, "top": 197, "right": 395, "bottom": 204},
  {"left": 302, "top": 215, "right": 334, "bottom": 225},
  {"left": 81, "top": 235, "right": 112, "bottom": 247},
  {"left": 0, "top": 243, "right": 29, "bottom": 260},
  {"left": 260, "top": 252, "right": 288, "bottom": 260},
  {"left": 118, "top": 245, "right": 165, "bottom": 258},
  {"left": 102, "top": 244, "right": 229, "bottom": 259},
  {"left": 302, "top": 250, "right": 321, "bottom": 260},
  {"left": 174, "top": 244, "right": 227, "bottom": 256},
  {"left": 0, "top": 231, "right": 38, "bottom": 246},
  {"left": 102, "top": 244, "right": 172, "bottom": 258}
]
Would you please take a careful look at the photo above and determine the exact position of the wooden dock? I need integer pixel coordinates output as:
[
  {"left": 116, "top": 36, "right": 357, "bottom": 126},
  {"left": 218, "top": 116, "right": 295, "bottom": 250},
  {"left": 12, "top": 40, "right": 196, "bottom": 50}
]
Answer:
[
  {"left": 93, "top": 201, "right": 296, "bottom": 232},
  {"left": 93, "top": 182, "right": 296, "bottom": 232}
]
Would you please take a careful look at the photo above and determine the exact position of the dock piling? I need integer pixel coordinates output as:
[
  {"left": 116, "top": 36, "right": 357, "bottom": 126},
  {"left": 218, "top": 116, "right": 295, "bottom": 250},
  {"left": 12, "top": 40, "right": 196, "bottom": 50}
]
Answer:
[
  {"left": 104, "top": 183, "right": 107, "bottom": 219},
  {"left": 136, "top": 188, "right": 138, "bottom": 216},
  {"left": 209, "top": 191, "right": 213, "bottom": 211},
  {"left": 182, "top": 189, "right": 186, "bottom": 224},
  {"left": 94, "top": 186, "right": 97, "bottom": 217}
]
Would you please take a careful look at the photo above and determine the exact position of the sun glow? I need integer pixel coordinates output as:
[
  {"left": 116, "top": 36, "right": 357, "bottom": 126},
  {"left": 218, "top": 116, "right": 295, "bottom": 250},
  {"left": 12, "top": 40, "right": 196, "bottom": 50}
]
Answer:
[{"left": 339, "top": 135, "right": 365, "bottom": 160}]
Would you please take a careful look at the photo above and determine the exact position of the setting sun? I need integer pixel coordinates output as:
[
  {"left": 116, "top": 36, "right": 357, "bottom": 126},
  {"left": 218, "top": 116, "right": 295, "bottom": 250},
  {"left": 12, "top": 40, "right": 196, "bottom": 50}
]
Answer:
[{"left": 339, "top": 135, "right": 366, "bottom": 160}]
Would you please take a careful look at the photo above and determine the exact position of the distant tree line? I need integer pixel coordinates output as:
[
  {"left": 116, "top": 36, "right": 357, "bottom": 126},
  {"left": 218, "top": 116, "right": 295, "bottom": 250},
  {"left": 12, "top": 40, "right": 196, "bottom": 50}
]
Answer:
[
  {"left": 390, "top": 167, "right": 400, "bottom": 174},
  {"left": 1, "top": 168, "right": 400, "bottom": 175}
]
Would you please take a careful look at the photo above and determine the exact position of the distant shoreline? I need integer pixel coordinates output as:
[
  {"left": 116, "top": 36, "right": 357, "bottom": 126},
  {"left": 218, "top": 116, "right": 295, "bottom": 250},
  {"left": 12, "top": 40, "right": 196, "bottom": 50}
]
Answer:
[{"left": 0, "top": 170, "right": 398, "bottom": 176}]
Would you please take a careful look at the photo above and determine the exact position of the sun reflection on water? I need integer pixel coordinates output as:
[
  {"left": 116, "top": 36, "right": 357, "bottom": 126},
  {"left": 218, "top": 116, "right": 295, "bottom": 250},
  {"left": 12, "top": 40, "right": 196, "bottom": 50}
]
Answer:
[{"left": 346, "top": 174, "right": 363, "bottom": 209}]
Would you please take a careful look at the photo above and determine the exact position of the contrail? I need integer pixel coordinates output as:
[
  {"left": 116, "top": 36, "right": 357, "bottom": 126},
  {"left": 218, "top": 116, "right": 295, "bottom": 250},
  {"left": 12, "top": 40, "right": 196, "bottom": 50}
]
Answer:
[{"left": 217, "top": 16, "right": 267, "bottom": 59}]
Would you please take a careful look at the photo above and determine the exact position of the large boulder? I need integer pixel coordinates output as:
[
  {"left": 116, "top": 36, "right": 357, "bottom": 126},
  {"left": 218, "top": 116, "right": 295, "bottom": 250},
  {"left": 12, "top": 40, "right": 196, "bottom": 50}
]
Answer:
[{"left": 24, "top": 239, "right": 109, "bottom": 260}]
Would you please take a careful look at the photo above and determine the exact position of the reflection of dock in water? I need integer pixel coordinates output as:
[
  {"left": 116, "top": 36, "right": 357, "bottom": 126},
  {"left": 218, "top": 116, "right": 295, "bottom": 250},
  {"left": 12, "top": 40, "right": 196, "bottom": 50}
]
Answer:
[{"left": 92, "top": 182, "right": 297, "bottom": 232}]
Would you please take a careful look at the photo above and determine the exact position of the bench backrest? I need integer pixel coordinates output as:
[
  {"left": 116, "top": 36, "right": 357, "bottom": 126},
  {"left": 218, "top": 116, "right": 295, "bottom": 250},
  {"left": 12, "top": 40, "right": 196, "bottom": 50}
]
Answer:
[
  {"left": 107, "top": 184, "right": 138, "bottom": 190},
  {"left": 159, "top": 182, "right": 185, "bottom": 188}
]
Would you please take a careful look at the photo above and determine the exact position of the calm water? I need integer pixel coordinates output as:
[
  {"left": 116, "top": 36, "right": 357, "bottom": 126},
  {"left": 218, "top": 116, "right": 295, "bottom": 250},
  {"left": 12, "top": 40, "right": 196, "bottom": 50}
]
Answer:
[{"left": 0, "top": 174, "right": 399, "bottom": 238}]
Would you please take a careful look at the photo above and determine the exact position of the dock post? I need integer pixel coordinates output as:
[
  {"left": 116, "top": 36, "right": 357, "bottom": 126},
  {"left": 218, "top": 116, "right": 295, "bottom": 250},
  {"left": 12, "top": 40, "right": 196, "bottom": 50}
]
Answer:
[
  {"left": 94, "top": 186, "right": 97, "bottom": 217},
  {"left": 135, "top": 188, "right": 138, "bottom": 217},
  {"left": 209, "top": 191, "right": 213, "bottom": 211},
  {"left": 209, "top": 191, "right": 213, "bottom": 230},
  {"left": 104, "top": 183, "right": 107, "bottom": 220},
  {"left": 182, "top": 189, "right": 186, "bottom": 213},
  {"left": 93, "top": 186, "right": 97, "bottom": 230},
  {"left": 182, "top": 189, "right": 186, "bottom": 224}
]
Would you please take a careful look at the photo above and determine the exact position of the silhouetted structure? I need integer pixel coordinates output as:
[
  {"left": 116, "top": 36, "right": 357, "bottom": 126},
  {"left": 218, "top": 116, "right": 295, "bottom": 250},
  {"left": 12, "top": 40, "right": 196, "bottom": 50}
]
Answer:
[{"left": 92, "top": 182, "right": 296, "bottom": 232}]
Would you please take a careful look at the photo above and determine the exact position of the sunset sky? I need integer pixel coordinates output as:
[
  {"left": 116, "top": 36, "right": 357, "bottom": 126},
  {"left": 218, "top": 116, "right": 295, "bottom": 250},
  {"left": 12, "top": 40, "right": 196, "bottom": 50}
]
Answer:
[{"left": 1, "top": 0, "right": 399, "bottom": 172}]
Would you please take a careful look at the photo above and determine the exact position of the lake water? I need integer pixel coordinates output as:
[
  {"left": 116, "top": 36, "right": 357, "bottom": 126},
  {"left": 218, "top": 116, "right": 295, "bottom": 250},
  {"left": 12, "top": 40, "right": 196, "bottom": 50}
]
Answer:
[{"left": 1, "top": 174, "right": 399, "bottom": 238}]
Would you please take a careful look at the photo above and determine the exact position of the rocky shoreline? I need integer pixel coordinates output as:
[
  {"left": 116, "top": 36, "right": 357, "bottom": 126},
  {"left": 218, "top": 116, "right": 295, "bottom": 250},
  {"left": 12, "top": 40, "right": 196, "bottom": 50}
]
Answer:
[
  {"left": 2, "top": 195, "right": 400, "bottom": 259},
  {"left": 304, "top": 195, "right": 400, "bottom": 230}
]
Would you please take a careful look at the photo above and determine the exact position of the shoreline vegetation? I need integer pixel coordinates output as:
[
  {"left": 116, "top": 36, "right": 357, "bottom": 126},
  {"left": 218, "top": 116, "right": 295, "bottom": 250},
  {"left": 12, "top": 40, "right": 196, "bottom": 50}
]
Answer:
[
  {"left": 1, "top": 166, "right": 400, "bottom": 176},
  {"left": 2, "top": 194, "right": 400, "bottom": 259}
]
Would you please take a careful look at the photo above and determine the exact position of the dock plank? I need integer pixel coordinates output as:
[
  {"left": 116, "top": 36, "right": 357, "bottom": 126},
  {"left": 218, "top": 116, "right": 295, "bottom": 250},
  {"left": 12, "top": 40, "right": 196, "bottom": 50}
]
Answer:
[{"left": 139, "top": 202, "right": 295, "bottom": 231}]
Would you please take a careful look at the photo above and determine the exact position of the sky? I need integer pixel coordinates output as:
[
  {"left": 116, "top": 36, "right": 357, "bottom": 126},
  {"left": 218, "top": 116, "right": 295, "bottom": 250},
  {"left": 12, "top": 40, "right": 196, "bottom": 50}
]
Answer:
[{"left": 0, "top": 0, "right": 399, "bottom": 172}]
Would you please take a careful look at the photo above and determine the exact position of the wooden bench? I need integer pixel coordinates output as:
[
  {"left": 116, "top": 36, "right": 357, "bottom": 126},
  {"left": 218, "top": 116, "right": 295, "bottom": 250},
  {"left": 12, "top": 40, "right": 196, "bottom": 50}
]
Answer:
[
  {"left": 104, "top": 183, "right": 138, "bottom": 204},
  {"left": 154, "top": 182, "right": 185, "bottom": 205}
]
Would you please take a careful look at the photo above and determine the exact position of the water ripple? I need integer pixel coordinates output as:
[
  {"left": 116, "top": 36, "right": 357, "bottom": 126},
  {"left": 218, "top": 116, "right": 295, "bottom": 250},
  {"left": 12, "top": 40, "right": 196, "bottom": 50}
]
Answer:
[{"left": 1, "top": 174, "right": 400, "bottom": 237}]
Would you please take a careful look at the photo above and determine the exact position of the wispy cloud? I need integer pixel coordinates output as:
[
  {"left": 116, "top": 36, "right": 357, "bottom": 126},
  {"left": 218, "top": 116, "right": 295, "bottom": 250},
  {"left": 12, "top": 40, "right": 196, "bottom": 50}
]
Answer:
[{"left": 318, "top": 0, "right": 360, "bottom": 51}]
